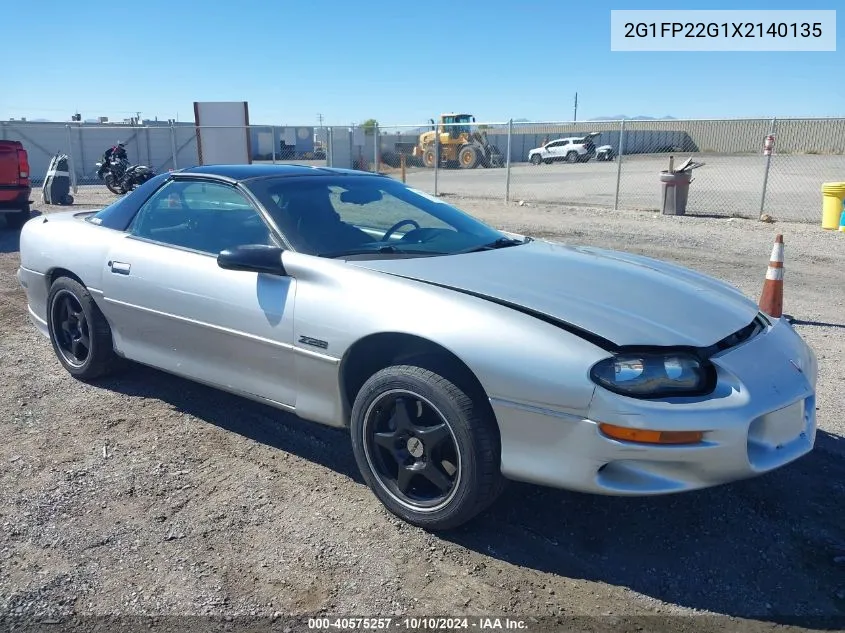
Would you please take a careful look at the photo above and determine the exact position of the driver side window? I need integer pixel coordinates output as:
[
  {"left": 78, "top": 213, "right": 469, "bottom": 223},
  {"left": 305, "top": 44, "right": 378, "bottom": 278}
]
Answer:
[{"left": 128, "top": 180, "right": 275, "bottom": 255}]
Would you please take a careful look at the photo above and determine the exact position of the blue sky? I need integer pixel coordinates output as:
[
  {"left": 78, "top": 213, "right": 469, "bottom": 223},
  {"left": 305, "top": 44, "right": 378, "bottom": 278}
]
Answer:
[{"left": 5, "top": 0, "right": 842, "bottom": 125}]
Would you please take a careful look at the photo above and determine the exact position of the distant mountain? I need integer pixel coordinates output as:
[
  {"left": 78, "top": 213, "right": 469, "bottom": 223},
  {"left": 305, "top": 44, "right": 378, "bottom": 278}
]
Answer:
[{"left": 506, "top": 116, "right": 677, "bottom": 123}]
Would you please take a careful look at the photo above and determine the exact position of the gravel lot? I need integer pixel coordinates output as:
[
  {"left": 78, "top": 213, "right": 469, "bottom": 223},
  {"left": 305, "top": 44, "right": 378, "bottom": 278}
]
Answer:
[
  {"left": 1, "top": 187, "right": 844, "bottom": 632},
  {"left": 390, "top": 154, "right": 845, "bottom": 224}
]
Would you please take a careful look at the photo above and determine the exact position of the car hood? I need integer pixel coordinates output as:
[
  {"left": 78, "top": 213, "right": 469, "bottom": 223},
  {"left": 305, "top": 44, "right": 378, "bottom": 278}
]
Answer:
[{"left": 349, "top": 239, "right": 760, "bottom": 348}]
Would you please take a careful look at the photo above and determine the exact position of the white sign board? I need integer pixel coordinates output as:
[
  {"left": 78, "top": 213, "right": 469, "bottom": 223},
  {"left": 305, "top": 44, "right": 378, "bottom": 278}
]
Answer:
[
  {"left": 329, "top": 128, "right": 352, "bottom": 169},
  {"left": 193, "top": 101, "right": 251, "bottom": 165}
]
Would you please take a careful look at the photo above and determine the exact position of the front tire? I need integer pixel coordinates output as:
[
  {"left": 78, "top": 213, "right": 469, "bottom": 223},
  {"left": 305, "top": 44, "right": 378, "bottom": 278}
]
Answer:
[
  {"left": 458, "top": 145, "right": 479, "bottom": 169},
  {"left": 47, "top": 277, "right": 122, "bottom": 380},
  {"left": 566, "top": 151, "right": 578, "bottom": 163},
  {"left": 529, "top": 154, "right": 542, "bottom": 166},
  {"left": 350, "top": 364, "right": 503, "bottom": 531}
]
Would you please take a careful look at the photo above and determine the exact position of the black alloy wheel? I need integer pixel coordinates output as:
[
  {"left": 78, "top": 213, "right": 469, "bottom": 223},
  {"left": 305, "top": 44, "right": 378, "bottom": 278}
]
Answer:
[
  {"left": 364, "top": 389, "right": 461, "bottom": 510},
  {"left": 350, "top": 364, "right": 504, "bottom": 531}
]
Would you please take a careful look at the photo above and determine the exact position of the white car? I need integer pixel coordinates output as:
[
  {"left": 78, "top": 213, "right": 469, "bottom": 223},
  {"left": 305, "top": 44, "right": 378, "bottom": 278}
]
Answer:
[{"left": 528, "top": 133, "right": 600, "bottom": 165}]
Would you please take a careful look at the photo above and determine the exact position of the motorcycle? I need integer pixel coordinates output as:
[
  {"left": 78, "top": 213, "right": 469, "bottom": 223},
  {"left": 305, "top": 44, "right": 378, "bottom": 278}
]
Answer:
[{"left": 95, "top": 156, "right": 155, "bottom": 194}]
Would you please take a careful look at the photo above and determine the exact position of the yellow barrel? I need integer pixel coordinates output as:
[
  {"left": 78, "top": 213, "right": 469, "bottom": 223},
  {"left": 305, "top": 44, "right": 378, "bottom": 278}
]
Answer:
[{"left": 821, "top": 182, "right": 845, "bottom": 230}]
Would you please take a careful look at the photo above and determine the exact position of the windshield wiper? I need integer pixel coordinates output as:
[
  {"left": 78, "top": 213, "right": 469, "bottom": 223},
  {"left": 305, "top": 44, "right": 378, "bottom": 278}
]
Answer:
[
  {"left": 318, "top": 245, "right": 444, "bottom": 258},
  {"left": 454, "top": 236, "right": 531, "bottom": 255}
]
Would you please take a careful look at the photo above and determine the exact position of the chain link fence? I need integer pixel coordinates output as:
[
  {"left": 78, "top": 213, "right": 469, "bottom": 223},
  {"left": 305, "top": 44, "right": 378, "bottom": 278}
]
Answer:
[{"left": 3, "top": 117, "right": 843, "bottom": 223}]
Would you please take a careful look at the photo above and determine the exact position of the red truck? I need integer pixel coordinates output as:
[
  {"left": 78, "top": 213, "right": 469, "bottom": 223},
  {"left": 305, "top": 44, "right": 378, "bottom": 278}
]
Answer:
[{"left": 0, "top": 140, "right": 32, "bottom": 229}]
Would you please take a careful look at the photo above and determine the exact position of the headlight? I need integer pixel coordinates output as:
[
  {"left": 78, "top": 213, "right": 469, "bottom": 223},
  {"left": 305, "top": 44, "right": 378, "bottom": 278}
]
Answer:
[{"left": 590, "top": 352, "right": 713, "bottom": 398}]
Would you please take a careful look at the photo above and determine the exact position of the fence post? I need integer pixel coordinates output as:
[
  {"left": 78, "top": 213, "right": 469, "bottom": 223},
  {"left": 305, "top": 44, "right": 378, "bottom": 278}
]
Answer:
[
  {"left": 271, "top": 126, "right": 277, "bottom": 164},
  {"left": 374, "top": 124, "right": 379, "bottom": 173},
  {"left": 505, "top": 119, "right": 513, "bottom": 202},
  {"left": 327, "top": 127, "right": 333, "bottom": 167},
  {"left": 613, "top": 119, "right": 626, "bottom": 210},
  {"left": 170, "top": 122, "right": 178, "bottom": 170},
  {"left": 145, "top": 126, "right": 153, "bottom": 170},
  {"left": 759, "top": 117, "right": 777, "bottom": 217},
  {"left": 434, "top": 124, "right": 439, "bottom": 197},
  {"left": 65, "top": 125, "right": 78, "bottom": 194}
]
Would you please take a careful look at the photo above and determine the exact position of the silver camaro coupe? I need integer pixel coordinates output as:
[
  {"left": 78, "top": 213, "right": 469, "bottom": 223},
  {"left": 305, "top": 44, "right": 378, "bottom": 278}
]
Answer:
[{"left": 16, "top": 164, "right": 818, "bottom": 530}]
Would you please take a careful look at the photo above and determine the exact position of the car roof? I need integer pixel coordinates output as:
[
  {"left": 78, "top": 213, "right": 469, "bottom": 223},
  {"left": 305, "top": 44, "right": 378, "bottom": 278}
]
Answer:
[{"left": 176, "top": 163, "right": 384, "bottom": 183}]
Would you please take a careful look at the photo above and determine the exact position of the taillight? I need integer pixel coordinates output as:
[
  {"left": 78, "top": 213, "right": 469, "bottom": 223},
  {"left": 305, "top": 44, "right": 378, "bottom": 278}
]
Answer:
[{"left": 17, "top": 149, "right": 29, "bottom": 181}]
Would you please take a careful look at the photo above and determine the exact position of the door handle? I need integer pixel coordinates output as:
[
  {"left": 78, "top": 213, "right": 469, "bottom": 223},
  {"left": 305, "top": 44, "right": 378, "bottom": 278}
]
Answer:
[{"left": 109, "top": 261, "right": 131, "bottom": 275}]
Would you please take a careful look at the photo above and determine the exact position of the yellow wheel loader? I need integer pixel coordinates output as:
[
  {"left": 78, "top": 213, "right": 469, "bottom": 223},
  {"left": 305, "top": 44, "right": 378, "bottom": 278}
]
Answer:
[{"left": 413, "top": 114, "right": 504, "bottom": 169}]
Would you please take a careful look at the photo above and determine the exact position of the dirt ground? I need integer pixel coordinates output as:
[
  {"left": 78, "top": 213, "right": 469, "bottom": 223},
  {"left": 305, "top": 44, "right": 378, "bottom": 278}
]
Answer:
[{"left": 1, "top": 188, "right": 844, "bottom": 632}]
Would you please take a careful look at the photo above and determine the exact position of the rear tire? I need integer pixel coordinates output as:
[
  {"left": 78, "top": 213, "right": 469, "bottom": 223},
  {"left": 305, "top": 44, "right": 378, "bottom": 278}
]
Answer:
[
  {"left": 350, "top": 364, "right": 504, "bottom": 531},
  {"left": 566, "top": 151, "right": 578, "bottom": 163},
  {"left": 47, "top": 277, "right": 123, "bottom": 380},
  {"left": 423, "top": 148, "right": 437, "bottom": 168},
  {"left": 104, "top": 174, "right": 124, "bottom": 195},
  {"left": 5, "top": 204, "right": 30, "bottom": 230}
]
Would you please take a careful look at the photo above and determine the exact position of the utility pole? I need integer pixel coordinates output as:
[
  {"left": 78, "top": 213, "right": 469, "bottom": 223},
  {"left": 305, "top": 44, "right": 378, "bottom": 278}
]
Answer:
[
  {"left": 573, "top": 93, "right": 578, "bottom": 122},
  {"left": 317, "top": 113, "right": 324, "bottom": 128}
]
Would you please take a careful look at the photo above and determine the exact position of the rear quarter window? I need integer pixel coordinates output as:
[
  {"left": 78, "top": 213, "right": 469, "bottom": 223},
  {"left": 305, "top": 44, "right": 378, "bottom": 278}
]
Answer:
[{"left": 87, "top": 172, "right": 170, "bottom": 231}]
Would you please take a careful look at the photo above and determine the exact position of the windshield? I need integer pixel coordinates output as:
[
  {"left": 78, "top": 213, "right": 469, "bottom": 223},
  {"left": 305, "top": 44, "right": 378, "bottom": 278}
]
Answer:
[
  {"left": 245, "top": 175, "right": 517, "bottom": 258},
  {"left": 442, "top": 115, "right": 472, "bottom": 137}
]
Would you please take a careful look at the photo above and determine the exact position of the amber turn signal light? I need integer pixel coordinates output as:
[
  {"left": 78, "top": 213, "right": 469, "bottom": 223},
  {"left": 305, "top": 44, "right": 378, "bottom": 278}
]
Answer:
[{"left": 599, "top": 423, "right": 703, "bottom": 445}]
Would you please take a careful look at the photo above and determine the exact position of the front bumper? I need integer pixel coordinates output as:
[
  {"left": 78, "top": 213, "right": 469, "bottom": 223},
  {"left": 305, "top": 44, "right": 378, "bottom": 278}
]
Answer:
[{"left": 493, "top": 317, "right": 817, "bottom": 495}]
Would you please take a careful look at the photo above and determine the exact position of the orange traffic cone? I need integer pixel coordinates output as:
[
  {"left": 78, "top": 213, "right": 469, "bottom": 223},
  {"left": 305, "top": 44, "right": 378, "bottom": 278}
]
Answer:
[{"left": 758, "top": 234, "right": 784, "bottom": 318}]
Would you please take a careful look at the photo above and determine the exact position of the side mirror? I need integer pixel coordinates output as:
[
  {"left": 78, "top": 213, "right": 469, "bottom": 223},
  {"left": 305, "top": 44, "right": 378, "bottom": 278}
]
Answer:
[{"left": 217, "top": 244, "right": 287, "bottom": 276}]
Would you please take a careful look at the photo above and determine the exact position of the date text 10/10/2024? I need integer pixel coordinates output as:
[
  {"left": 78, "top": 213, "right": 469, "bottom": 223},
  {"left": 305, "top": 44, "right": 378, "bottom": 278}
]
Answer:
[{"left": 308, "top": 617, "right": 528, "bottom": 630}]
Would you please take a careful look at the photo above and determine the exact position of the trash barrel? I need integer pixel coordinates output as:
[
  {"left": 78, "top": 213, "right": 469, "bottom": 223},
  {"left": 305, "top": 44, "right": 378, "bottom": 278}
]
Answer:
[
  {"left": 660, "top": 170, "right": 693, "bottom": 216},
  {"left": 821, "top": 182, "right": 845, "bottom": 230},
  {"left": 42, "top": 154, "right": 72, "bottom": 205}
]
